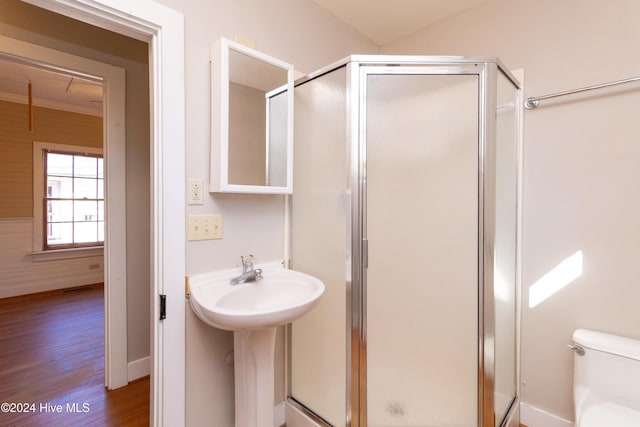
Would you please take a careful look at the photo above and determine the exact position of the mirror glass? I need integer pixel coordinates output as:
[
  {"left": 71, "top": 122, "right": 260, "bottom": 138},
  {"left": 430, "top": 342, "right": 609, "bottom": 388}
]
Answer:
[{"left": 228, "top": 49, "right": 288, "bottom": 186}]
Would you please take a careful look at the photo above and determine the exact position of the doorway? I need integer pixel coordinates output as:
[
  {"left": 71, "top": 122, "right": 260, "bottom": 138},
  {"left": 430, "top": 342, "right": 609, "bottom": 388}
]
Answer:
[
  {"left": 0, "top": 0, "right": 139, "bottom": 423},
  {"left": 0, "top": 33, "right": 131, "bottom": 386},
  {"left": 0, "top": 47, "right": 144, "bottom": 424},
  {"left": 3, "top": 1, "right": 187, "bottom": 425}
]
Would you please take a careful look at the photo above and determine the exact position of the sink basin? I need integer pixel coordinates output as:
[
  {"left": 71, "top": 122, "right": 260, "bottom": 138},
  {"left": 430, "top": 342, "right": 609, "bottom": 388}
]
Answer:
[
  {"left": 189, "top": 263, "right": 325, "bottom": 427},
  {"left": 189, "top": 265, "right": 325, "bottom": 330}
]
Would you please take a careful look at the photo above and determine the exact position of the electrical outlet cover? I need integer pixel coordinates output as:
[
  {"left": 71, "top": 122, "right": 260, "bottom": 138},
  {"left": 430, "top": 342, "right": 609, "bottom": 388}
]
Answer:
[{"left": 187, "top": 179, "right": 204, "bottom": 205}]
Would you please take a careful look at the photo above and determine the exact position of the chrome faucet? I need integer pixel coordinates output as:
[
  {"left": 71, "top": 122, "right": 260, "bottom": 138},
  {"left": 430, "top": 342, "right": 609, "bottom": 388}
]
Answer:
[{"left": 230, "top": 255, "right": 263, "bottom": 285}]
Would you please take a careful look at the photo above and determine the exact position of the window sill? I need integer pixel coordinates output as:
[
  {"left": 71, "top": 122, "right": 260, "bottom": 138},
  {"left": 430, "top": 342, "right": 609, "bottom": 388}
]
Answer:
[{"left": 31, "top": 246, "right": 104, "bottom": 262}]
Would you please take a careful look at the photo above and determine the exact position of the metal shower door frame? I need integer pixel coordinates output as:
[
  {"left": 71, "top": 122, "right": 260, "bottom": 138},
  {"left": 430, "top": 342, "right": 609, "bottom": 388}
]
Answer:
[{"left": 348, "top": 59, "right": 493, "bottom": 427}]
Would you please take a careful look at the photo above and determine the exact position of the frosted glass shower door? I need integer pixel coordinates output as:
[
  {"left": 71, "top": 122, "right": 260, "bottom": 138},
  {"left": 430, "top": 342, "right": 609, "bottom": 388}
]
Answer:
[{"left": 364, "top": 72, "right": 479, "bottom": 426}]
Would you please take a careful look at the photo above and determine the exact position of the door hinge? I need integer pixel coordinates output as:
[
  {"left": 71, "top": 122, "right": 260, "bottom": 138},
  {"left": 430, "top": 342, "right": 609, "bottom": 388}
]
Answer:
[{"left": 159, "top": 294, "right": 167, "bottom": 320}]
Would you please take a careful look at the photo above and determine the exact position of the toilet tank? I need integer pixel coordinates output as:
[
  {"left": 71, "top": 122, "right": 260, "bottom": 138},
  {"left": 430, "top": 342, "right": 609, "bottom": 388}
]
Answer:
[{"left": 573, "top": 329, "right": 640, "bottom": 422}]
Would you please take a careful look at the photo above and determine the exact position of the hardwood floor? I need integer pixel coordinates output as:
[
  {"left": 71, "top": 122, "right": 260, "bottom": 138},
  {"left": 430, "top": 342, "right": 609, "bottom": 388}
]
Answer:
[{"left": 0, "top": 284, "right": 149, "bottom": 426}]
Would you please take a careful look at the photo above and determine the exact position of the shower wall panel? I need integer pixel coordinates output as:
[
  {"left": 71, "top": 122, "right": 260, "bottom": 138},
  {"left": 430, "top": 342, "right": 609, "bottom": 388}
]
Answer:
[
  {"left": 493, "top": 70, "right": 519, "bottom": 425},
  {"left": 290, "top": 66, "right": 349, "bottom": 426}
]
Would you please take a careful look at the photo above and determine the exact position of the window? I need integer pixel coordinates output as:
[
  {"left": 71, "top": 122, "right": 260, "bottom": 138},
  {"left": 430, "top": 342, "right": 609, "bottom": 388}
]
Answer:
[
  {"left": 33, "top": 142, "right": 104, "bottom": 254},
  {"left": 44, "top": 151, "right": 104, "bottom": 249}
]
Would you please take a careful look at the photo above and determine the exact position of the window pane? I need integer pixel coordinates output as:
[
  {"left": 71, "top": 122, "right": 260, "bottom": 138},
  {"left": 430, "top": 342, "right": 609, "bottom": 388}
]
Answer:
[
  {"left": 47, "top": 177, "right": 73, "bottom": 198},
  {"left": 75, "top": 222, "right": 98, "bottom": 243},
  {"left": 98, "top": 220, "right": 104, "bottom": 242},
  {"left": 75, "top": 200, "right": 98, "bottom": 222},
  {"left": 97, "top": 178, "right": 104, "bottom": 199},
  {"left": 48, "top": 200, "right": 74, "bottom": 222},
  {"left": 47, "top": 153, "right": 73, "bottom": 177},
  {"left": 98, "top": 201, "right": 104, "bottom": 221},
  {"left": 74, "top": 155, "right": 98, "bottom": 178},
  {"left": 98, "top": 158, "right": 104, "bottom": 179},
  {"left": 47, "top": 222, "right": 72, "bottom": 246},
  {"left": 75, "top": 177, "right": 98, "bottom": 199}
]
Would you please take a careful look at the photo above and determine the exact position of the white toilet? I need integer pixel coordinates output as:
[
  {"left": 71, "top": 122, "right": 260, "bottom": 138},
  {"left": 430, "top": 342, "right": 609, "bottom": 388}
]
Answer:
[{"left": 572, "top": 329, "right": 640, "bottom": 427}]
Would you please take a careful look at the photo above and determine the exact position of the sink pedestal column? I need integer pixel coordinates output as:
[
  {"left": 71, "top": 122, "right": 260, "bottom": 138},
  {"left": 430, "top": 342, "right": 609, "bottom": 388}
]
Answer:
[{"left": 234, "top": 327, "right": 278, "bottom": 427}]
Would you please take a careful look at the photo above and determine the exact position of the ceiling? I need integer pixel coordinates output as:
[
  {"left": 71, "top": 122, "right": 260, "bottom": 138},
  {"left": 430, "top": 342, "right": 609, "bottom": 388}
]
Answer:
[
  {"left": 0, "top": 57, "right": 103, "bottom": 117},
  {"left": 310, "top": 0, "right": 488, "bottom": 45},
  {"left": 0, "top": 0, "right": 486, "bottom": 114}
]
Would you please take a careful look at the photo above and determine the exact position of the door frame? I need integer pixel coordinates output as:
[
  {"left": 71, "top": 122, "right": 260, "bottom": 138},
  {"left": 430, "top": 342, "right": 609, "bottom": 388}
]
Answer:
[{"left": 20, "top": 1, "right": 187, "bottom": 425}]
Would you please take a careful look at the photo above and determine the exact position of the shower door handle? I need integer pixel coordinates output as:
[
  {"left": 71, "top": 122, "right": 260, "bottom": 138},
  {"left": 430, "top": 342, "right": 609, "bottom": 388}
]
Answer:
[{"left": 363, "top": 239, "right": 368, "bottom": 268}]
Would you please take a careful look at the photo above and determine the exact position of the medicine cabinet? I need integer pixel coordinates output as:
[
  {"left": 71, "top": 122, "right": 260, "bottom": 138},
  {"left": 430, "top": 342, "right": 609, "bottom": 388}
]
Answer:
[{"left": 210, "top": 37, "right": 294, "bottom": 194}]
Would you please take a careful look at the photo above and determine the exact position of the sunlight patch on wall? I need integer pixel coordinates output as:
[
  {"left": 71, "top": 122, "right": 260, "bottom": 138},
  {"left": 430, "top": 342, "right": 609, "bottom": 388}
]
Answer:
[{"left": 529, "top": 250, "right": 583, "bottom": 308}]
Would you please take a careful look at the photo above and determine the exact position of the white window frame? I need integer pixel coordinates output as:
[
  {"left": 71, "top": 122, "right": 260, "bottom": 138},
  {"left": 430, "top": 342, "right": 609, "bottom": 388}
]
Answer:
[{"left": 33, "top": 141, "right": 104, "bottom": 261}]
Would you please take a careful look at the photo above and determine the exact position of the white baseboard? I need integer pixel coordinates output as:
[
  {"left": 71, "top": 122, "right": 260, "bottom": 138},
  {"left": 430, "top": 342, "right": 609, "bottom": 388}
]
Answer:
[
  {"left": 274, "top": 401, "right": 285, "bottom": 426},
  {"left": 127, "top": 356, "right": 150, "bottom": 381},
  {"left": 521, "top": 402, "right": 574, "bottom": 427},
  {"left": 502, "top": 397, "right": 520, "bottom": 427},
  {"left": 285, "top": 401, "right": 320, "bottom": 427},
  {"left": 0, "top": 276, "right": 103, "bottom": 299}
]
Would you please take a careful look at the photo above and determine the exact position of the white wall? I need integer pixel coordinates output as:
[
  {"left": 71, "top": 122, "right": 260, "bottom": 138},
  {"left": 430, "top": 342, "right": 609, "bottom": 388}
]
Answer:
[
  {"left": 154, "top": 0, "right": 377, "bottom": 272},
  {"left": 383, "top": 0, "right": 640, "bottom": 423},
  {"left": 149, "top": 0, "right": 378, "bottom": 425}
]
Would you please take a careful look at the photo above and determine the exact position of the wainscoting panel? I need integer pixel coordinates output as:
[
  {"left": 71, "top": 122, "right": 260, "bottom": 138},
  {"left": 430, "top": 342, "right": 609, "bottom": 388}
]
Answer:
[{"left": 0, "top": 218, "right": 103, "bottom": 298}]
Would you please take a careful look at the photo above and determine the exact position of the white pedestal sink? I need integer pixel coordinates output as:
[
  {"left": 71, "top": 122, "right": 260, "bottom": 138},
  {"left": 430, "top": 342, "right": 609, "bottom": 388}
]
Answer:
[{"left": 189, "top": 263, "right": 325, "bottom": 427}]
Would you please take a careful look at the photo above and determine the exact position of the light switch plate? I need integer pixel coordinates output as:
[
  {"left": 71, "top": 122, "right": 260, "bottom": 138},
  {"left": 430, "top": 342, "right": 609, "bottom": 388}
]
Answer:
[{"left": 187, "top": 214, "right": 223, "bottom": 241}]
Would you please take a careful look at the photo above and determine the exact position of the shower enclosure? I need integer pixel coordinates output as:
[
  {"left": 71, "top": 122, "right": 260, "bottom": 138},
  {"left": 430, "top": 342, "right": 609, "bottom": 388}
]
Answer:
[{"left": 288, "top": 56, "right": 520, "bottom": 427}]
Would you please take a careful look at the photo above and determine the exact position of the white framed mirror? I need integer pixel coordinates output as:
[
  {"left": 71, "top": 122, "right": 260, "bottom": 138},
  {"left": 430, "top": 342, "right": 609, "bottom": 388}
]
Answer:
[{"left": 210, "top": 37, "right": 294, "bottom": 194}]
